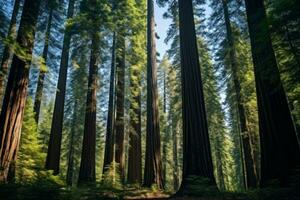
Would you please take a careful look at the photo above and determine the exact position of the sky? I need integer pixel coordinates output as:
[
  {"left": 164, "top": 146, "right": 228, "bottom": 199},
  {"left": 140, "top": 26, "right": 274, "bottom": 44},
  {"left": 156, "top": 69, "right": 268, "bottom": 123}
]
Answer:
[
  {"left": 154, "top": 2, "right": 212, "bottom": 60},
  {"left": 154, "top": 3, "right": 172, "bottom": 60}
]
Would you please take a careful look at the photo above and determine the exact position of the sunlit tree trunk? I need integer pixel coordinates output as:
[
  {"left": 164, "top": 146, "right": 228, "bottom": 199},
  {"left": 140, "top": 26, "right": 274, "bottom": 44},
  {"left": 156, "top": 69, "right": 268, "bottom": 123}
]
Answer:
[
  {"left": 143, "top": 0, "right": 164, "bottom": 190},
  {"left": 114, "top": 33, "right": 126, "bottom": 182},
  {"left": 0, "top": 0, "right": 20, "bottom": 105},
  {"left": 244, "top": 0, "right": 300, "bottom": 187},
  {"left": 127, "top": 69, "right": 142, "bottom": 184},
  {"left": 0, "top": 0, "right": 41, "bottom": 183}
]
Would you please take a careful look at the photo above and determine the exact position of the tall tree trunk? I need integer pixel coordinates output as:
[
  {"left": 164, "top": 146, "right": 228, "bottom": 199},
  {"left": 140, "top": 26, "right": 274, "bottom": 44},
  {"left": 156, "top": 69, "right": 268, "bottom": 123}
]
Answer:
[
  {"left": 143, "top": 0, "right": 164, "bottom": 190},
  {"left": 244, "top": 0, "right": 300, "bottom": 187},
  {"left": 177, "top": 0, "right": 216, "bottom": 193},
  {"left": 0, "top": 0, "right": 21, "bottom": 105},
  {"left": 222, "top": 0, "right": 258, "bottom": 188},
  {"left": 127, "top": 66, "right": 142, "bottom": 185},
  {"left": 66, "top": 100, "right": 78, "bottom": 186},
  {"left": 114, "top": 33, "right": 125, "bottom": 182},
  {"left": 78, "top": 32, "right": 100, "bottom": 185},
  {"left": 215, "top": 133, "right": 225, "bottom": 190},
  {"left": 172, "top": 116, "right": 179, "bottom": 191},
  {"left": 34, "top": 9, "right": 53, "bottom": 122},
  {"left": 45, "top": 0, "right": 75, "bottom": 174},
  {"left": 0, "top": 0, "right": 41, "bottom": 183},
  {"left": 162, "top": 71, "right": 167, "bottom": 185},
  {"left": 103, "top": 32, "right": 116, "bottom": 173}
]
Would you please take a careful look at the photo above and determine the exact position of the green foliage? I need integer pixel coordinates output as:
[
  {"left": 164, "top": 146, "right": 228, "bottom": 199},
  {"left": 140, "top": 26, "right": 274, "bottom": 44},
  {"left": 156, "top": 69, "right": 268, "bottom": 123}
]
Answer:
[
  {"left": 17, "top": 98, "right": 63, "bottom": 186},
  {"left": 102, "top": 162, "right": 122, "bottom": 190}
]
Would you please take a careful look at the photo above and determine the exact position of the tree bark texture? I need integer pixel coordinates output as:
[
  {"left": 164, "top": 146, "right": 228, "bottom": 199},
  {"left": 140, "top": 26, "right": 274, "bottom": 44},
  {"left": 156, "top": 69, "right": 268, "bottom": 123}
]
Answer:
[
  {"left": 78, "top": 32, "right": 100, "bottom": 184},
  {"left": 0, "top": 0, "right": 41, "bottom": 183},
  {"left": 177, "top": 0, "right": 216, "bottom": 191},
  {"left": 143, "top": 0, "right": 164, "bottom": 190},
  {"left": 0, "top": 0, "right": 20, "bottom": 105},
  {"left": 244, "top": 0, "right": 300, "bottom": 187}
]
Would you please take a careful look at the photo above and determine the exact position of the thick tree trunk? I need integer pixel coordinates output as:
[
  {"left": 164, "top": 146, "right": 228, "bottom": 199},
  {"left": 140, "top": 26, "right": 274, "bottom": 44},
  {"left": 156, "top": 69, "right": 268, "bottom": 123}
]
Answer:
[
  {"left": 127, "top": 68, "right": 142, "bottom": 185},
  {"left": 114, "top": 33, "right": 125, "bottom": 182},
  {"left": 78, "top": 32, "right": 100, "bottom": 185},
  {"left": 66, "top": 101, "right": 78, "bottom": 186},
  {"left": 103, "top": 32, "right": 116, "bottom": 173},
  {"left": 0, "top": 0, "right": 21, "bottom": 104},
  {"left": 34, "top": 9, "right": 53, "bottom": 122},
  {"left": 45, "top": 0, "right": 75, "bottom": 175},
  {"left": 0, "top": 0, "right": 41, "bottom": 183},
  {"left": 222, "top": 0, "right": 258, "bottom": 189},
  {"left": 244, "top": 0, "right": 300, "bottom": 187},
  {"left": 143, "top": 0, "right": 164, "bottom": 190},
  {"left": 177, "top": 0, "right": 216, "bottom": 193}
]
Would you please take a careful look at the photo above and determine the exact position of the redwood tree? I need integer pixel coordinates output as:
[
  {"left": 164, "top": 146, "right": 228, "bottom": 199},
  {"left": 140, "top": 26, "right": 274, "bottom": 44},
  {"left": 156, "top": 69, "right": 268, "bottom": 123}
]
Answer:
[
  {"left": 0, "top": 0, "right": 20, "bottom": 104},
  {"left": 34, "top": 7, "right": 54, "bottom": 122},
  {"left": 177, "top": 0, "right": 216, "bottom": 193},
  {"left": 244, "top": 0, "right": 300, "bottom": 187},
  {"left": 221, "top": 0, "right": 257, "bottom": 188},
  {"left": 103, "top": 33, "right": 116, "bottom": 173},
  {"left": 45, "top": 0, "right": 75, "bottom": 174},
  {"left": 0, "top": 0, "right": 41, "bottom": 182},
  {"left": 78, "top": 32, "right": 99, "bottom": 184},
  {"left": 143, "top": 0, "right": 164, "bottom": 190}
]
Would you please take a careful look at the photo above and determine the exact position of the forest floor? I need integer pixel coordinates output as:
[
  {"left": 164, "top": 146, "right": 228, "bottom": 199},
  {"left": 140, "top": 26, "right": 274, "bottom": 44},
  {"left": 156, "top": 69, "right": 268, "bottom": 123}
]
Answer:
[{"left": 1, "top": 181, "right": 300, "bottom": 200}]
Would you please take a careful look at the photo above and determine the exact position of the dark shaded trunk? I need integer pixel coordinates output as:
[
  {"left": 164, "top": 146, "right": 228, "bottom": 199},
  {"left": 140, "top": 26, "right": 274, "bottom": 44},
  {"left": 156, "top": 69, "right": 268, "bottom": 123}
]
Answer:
[
  {"left": 143, "top": 0, "right": 164, "bottom": 190},
  {"left": 45, "top": 0, "right": 75, "bottom": 175},
  {"left": 114, "top": 33, "right": 125, "bottom": 182},
  {"left": 177, "top": 0, "right": 216, "bottom": 193},
  {"left": 34, "top": 9, "right": 53, "bottom": 122},
  {"left": 66, "top": 100, "right": 78, "bottom": 186},
  {"left": 0, "top": 0, "right": 41, "bottom": 183},
  {"left": 103, "top": 32, "right": 116, "bottom": 173},
  {"left": 244, "top": 0, "right": 300, "bottom": 187},
  {"left": 222, "top": 0, "right": 257, "bottom": 189},
  {"left": 127, "top": 68, "right": 142, "bottom": 185},
  {"left": 78, "top": 32, "right": 100, "bottom": 185},
  {"left": 0, "top": 0, "right": 21, "bottom": 104}
]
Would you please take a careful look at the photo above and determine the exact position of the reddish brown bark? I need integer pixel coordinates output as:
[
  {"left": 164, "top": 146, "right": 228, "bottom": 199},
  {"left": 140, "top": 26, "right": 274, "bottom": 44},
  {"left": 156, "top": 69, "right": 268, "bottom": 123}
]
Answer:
[
  {"left": 177, "top": 0, "right": 216, "bottom": 193},
  {"left": 0, "top": 0, "right": 21, "bottom": 104},
  {"left": 143, "top": 0, "right": 164, "bottom": 190},
  {"left": 0, "top": 0, "right": 41, "bottom": 183},
  {"left": 78, "top": 32, "right": 100, "bottom": 184}
]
